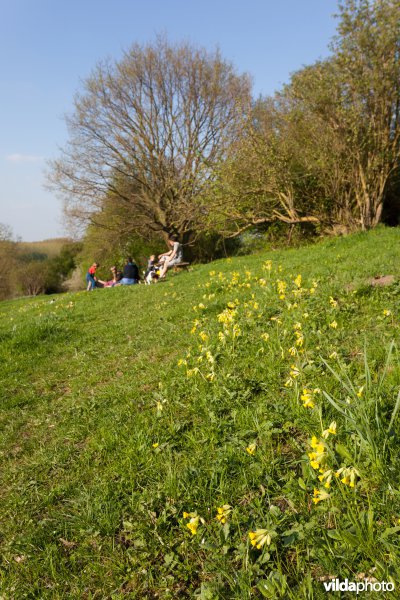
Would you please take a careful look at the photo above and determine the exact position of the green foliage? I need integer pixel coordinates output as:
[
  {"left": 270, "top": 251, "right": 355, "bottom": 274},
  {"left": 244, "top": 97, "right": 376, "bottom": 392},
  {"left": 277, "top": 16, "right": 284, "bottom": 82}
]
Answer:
[{"left": 1, "top": 227, "right": 400, "bottom": 597}]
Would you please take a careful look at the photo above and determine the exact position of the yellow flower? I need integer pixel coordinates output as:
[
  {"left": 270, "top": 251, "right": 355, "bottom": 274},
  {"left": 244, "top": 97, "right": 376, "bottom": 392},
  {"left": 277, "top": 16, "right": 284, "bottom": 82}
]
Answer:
[
  {"left": 277, "top": 280, "right": 287, "bottom": 296},
  {"left": 301, "top": 388, "right": 315, "bottom": 409},
  {"left": 216, "top": 504, "right": 232, "bottom": 524},
  {"left": 183, "top": 512, "right": 204, "bottom": 535},
  {"left": 232, "top": 324, "right": 241, "bottom": 338},
  {"left": 263, "top": 260, "right": 272, "bottom": 271},
  {"left": 308, "top": 438, "right": 327, "bottom": 470},
  {"left": 322, "top": 422, "right": 337, "bottom": 439},
  {"left": 383, "top": 309, "right": 391, "bottom": 317},
  {"left": 293, "top": 322, "right": 302, "bottom": 330},
  {"left": 248, "top": 528, "right": 276, "bottom": 549},
  {"left": 246, "top": 443, "right": 256, "bottom": 456},
  {"left": 261, "top": 333, "right": 270, "bottom": 342},
  {"left": 318, "top": 469, "right": 333, "bottom": 489},
  {"left": 177, "top": 358, "right": 187, "bottom": 367},
  {"left": 288, "top": 346, "right": 297, "bottom": 356},
  {"left": 199, "top": 331, "right": 209, "bottom": 342},
  {"left": 152, "top": 442, "right": 159, "bottom": 448},
  {"left": 329, "top": 321, "right": 338, "bottom": 329},
  {"left": 329, "top": 296, "right": 338, "bottom": 308},
  {"left": 290, "top": 365, "right": 300, "bottom": 378},
  {"left": 186, "top": 367, "right": 200, "bottom": 378},
  {"left": 295, "top": 332, "right": 304, "bottom": 347},
  {"left": 186, "top": 517, "right": 199, "bottom": 535},
  {"left": 312, "top": 488, "right": 330, "bottom": 504},
  {"left": 335, "top": 466, "right": 360, "bottom": 488},
  {"left": 356, "top": 386, "right": 364, "bottom": 398},
  {"left": 329, "top": 351, "right": 338, "bottom": 359},
  {"left": 294, "top": 274, "right": 302, "bottom": 288}
]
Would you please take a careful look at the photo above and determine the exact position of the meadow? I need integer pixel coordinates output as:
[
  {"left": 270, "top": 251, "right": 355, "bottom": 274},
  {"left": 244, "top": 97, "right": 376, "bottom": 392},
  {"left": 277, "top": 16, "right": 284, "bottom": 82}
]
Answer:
[{"left": 1, "top": 227, "right": 400, "bottom": 599}]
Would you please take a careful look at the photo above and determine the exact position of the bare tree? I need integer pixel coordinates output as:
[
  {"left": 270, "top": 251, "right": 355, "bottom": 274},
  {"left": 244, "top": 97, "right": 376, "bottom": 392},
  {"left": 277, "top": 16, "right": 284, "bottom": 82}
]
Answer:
[{"left": 48, "top": 37, "right": 252, "bottom": 244}]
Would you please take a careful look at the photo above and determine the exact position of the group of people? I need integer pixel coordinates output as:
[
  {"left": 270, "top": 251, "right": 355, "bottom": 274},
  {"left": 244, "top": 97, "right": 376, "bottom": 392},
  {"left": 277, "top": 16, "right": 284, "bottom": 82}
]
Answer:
[{"left": 85, "top": 236, "right": 184, "bottom": 291}]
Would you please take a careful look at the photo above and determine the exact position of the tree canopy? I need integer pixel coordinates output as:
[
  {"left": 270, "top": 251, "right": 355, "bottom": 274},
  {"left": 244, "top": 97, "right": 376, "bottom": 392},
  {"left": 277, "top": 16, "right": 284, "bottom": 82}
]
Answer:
[{"left": 48, "top": 37, "right": 252, "bottom": 245}]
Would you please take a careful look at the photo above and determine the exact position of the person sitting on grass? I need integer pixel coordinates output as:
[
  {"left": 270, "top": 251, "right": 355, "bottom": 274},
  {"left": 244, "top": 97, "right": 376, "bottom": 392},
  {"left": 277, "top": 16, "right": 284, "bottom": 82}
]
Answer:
[
  {"left": 86, "top": 262, "right": 99, "bottom": 291},
  {"left": 97, "top": 266, "right": 121, "bottom": 288},
  {"left": 158, "top": 236, "right": 183, "bottom": 279},
  {"left": 117, "top": 257, "right": 140, "bottom": 285}
]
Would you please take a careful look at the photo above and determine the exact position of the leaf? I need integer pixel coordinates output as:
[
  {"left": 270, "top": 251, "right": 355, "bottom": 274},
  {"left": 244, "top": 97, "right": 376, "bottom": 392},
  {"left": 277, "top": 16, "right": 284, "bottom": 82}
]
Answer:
[
  {"left": 335, "top": 443, "right": 354, "bottom": 463},
  {"left": 298, "top": 477, "right": 307, "bottom": 491},
  {"left": 380, "top": 526, "right": 400, "bottom": 540}
]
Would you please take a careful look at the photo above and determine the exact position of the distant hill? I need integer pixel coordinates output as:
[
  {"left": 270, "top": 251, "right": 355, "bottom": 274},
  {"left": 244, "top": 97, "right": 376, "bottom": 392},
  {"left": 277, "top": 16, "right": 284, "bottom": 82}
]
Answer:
[{"left": 18, "top": 237, "right": 73, "bottom": 257}]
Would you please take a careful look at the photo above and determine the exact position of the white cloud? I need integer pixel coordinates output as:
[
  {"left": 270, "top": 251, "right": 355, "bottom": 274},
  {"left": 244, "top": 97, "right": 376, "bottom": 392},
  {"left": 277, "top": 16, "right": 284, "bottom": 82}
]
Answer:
[{"left": 5, "top": 153, "right": 43, "bottom": 163}]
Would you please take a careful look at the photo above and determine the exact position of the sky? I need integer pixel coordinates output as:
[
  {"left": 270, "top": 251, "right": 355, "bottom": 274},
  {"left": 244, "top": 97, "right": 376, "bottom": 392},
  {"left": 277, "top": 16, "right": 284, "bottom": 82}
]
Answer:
[{"left": 0, "top": 0, "right": 339, "bottom": 242}]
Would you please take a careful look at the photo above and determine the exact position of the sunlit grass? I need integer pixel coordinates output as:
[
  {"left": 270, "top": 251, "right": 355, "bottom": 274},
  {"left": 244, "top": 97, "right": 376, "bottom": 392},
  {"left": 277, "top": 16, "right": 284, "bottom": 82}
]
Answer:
[{"left": 1, "top": 226, "right": 400, "bottom": 598}]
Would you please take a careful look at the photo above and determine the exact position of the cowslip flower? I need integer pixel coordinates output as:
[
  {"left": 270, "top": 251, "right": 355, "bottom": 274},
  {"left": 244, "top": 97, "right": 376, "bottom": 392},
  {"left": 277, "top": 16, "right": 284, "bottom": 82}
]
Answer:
[
  {"left": 330, "top": 321, "right": 338, "bottom": 329},
  {"left": 246, "top": 442, "right": 256, "bottom": 456},
  {"left": 295, "top": 332, "right": 304, "bottom": 347},
  {"left": 294, "top": 274, "right": 302, "bottom": 288},
  {"left": 199, "top": 331, "right": 209, "bottom": 342},
  {"left": 318, "top": 469, "right": 333, "bottom": 489},
  {"left": 329, "top": 296, "right": 338, "bottom": 308},
  {"left": 248, "top": 528, "right": 276, "bottom": 549},
  {"left": 263, "top": 260, "right": 272, "bottom": 272},
  {"left": 290, "top": 365, "right": 301, "bottom": 378},
  {"left": 335, "top": 466, "right": 360, "bottom": 488},
  {"left": 322, "top": 422, "right": 337, "bottom": 439},
  {"left": 383, "top": 309, "right": 392, "bottom": 317},
  {"left": 312, "top": 488, "right": 330, "bottom": 504},
  {"left": 301, "top": 388, "right": 315, "bottom": 409},
  {"left": 183, "top": 512, "right": 204, "bottom": 535},
  {"left": 308, "top": 438, "right": 327, "bottom": 470},
  {"left": 216, "top": 505, "right": 232, "bottom": 524},
  {"left": 261, "top": 333, "right": 270, "bottom": 342}
]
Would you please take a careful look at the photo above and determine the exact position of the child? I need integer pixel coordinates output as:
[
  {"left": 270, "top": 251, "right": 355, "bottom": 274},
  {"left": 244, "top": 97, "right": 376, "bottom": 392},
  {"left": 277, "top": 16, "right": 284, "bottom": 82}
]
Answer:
[
  {"left": 86, "top": 262, "right": 99, "bottom": 291},
  {"left": 144, "top": 254, "right": 156, "bottom": 278},
  {"left": 144, "top": 254, "right": 160, "bottom": 284}
]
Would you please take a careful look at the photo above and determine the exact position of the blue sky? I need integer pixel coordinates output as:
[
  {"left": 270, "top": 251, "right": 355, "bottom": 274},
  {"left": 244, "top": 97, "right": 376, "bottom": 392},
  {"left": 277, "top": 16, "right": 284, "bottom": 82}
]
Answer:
[{"left": 0, "top": 0, "right": 339, "bottom": 241}]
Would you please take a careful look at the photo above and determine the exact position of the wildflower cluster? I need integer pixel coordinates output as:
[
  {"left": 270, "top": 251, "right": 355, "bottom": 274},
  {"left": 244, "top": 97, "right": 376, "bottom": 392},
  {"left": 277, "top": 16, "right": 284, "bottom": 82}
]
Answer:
[{"left": 307, "top": 424, "right": 360, "bottom": 504}]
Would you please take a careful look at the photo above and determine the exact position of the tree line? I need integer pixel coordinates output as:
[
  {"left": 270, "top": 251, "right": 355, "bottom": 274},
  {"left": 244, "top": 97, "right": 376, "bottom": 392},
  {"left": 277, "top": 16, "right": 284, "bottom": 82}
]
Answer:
[{"left": 0, "top": 225, "right": 81, "bottom": 300}]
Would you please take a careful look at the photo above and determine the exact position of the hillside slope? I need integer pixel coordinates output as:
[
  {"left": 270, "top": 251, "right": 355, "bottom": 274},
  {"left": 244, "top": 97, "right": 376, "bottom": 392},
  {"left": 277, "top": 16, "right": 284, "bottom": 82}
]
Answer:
[{"left": 1, "top": 227, "right": 400, "bottom": 599}]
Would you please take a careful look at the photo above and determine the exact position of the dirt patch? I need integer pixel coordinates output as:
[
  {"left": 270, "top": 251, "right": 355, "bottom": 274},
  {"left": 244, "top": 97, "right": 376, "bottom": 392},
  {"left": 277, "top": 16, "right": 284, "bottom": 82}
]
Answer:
[{"left": 369, "top": 275, "right": 395, "bottom": 287}]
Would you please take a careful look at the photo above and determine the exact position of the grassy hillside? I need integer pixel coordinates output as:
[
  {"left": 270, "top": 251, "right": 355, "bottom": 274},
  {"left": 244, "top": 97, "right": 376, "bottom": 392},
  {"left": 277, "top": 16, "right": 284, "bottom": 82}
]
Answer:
[{"left": 1, "top": 227, "right": 400, "bottom": 599}]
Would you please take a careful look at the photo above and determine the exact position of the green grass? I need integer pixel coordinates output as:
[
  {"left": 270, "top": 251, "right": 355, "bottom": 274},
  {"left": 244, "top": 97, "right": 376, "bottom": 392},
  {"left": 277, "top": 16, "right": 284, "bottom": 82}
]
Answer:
[{"left": 1, "top": 226, "right": 400, "bottom": 599}]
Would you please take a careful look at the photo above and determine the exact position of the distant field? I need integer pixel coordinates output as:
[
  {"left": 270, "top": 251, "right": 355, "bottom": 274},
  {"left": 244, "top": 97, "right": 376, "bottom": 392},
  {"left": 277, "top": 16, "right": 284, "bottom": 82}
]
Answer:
[
  {"left": 1, "top": 227, "right": 400, "bottom": 598},
  {"left": 18, "top": 238, "right": 72, "bottom": 257}
]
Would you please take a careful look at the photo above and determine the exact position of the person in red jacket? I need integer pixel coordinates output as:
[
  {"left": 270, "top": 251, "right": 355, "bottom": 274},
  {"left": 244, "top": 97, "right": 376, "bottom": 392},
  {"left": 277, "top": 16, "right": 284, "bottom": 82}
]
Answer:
[{"left": 86, "top": 262, "right": 99, "bottom": 291}]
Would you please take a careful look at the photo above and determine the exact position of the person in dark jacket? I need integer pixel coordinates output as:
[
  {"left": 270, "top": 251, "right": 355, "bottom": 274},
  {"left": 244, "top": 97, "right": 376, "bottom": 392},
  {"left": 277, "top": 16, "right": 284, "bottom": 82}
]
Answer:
[{"left": 117, "top": 257, "right": 140, "bottom": 285}]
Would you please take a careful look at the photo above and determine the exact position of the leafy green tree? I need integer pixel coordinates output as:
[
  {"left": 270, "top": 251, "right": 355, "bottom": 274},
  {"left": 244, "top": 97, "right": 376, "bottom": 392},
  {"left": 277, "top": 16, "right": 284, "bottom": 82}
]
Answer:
[{"left": 48, "top": 37, "right": 251, "bottom": 245}]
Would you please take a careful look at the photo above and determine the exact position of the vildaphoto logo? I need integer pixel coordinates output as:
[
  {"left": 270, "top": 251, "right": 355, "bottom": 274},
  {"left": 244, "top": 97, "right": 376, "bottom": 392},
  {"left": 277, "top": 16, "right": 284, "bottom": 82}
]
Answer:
[{"left": 323, "top": 579, "right": 394, "bottom": 594}]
